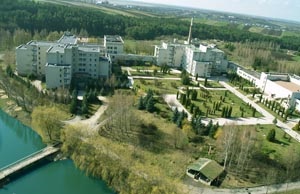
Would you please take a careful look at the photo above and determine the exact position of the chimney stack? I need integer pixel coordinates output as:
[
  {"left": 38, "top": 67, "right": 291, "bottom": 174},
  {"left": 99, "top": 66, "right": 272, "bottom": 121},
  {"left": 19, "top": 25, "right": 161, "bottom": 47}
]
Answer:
[{"left": 187, "top": 17, "right": 193, "bottom": 45}]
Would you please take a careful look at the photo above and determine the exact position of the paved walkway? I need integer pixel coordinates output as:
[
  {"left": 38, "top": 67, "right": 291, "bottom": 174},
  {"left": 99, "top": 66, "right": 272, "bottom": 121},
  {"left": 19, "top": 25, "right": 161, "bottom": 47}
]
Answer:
[
  {"left": 64, "top": 96, "right": 108, "bottom": 135},
  {"left": 220, "top": 81, "right": 300, "bottom": 143},
  {"left": 163, "top": 94, "right": 192, "bottom": 121}
]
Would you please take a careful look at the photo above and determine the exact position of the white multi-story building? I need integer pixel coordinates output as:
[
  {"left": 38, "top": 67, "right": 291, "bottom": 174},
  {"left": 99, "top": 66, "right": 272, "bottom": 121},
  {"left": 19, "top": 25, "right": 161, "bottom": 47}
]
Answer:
[
  {"left": 154, "top": 42, "right": 185, "bottom": 67},
  {"left": 154, "top": 42, "right": 228, "bottom": 77},
  {"left": 16, "top": 33, "right": 111, "bottom": 89},
  {"left": 104, "top": 35, "right": 124, "bottom": 61}
]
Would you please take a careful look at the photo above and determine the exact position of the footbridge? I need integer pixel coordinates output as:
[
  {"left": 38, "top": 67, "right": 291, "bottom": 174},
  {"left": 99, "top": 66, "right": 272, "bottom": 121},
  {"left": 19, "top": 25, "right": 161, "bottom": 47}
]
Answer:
[{"left": 0, "top": 146, "right": 59, "bottom": 184}]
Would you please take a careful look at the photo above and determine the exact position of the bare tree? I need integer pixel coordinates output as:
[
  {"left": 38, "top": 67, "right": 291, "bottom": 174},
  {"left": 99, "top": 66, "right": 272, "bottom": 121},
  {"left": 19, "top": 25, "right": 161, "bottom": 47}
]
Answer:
[
  {"left": 282, "top": 144, "right": 300, "bottom": 193},
  {"left": 217, "top": 124, "right": 257, "bottom": 174}
]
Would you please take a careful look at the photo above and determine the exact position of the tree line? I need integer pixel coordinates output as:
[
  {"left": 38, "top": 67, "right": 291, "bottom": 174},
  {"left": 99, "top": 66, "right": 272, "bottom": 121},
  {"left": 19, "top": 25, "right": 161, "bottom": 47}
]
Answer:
[{"left": 1, "top": 0, "right": 300, "bottom": 51}]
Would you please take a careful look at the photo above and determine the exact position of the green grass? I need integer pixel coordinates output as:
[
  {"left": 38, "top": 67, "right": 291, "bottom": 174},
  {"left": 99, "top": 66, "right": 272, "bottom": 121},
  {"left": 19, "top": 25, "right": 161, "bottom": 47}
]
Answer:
[
  {"left": 257, "top": 102, "right": 286, "bottom": 122},
  {"left": 181, "top": 18, "right": 228, "bottom": 27},
  {"left": 154, "top": 96, "right": 173, "bottom": 120},
  {"left": 276, "top": 189, "right": 300, "bottom": 194},
  {"left": 249, "top": 26, "right": 264, "bottom": 33},
  {"left": 130, "top": 71, "right": 180, "bottom": 78},
  {"left": 124, "top": 39, "right": 160, "bottom": 55},
  {"left": 256, "top": 124, "right": 300, "bottom": 161},
  {"left": 191, "top": 90, "right": 263, "bottom": 118},
  {"left": 292, "top": 55, "right": 300, "bottom": 62},
  {"left": 282, "top": 30, "right": 300, "bottom": 38},
  {"left": 134, "top": 79, "right": 180, "bottom": 95},
  {"left": 198, "top": 81, "right": 224, "bottom": 88}
]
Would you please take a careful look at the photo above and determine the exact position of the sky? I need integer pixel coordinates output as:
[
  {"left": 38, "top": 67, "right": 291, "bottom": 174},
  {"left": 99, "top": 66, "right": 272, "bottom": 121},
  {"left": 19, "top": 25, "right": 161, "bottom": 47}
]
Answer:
[{"left": 135, "top": 0, "right": 300, "bottom": 22}]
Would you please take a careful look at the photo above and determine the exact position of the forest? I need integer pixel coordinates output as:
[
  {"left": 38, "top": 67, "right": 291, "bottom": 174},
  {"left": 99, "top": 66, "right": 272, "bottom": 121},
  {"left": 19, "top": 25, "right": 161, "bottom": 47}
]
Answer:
[{"left": 1, "top": 0, "right": 300, "bottom": 51}]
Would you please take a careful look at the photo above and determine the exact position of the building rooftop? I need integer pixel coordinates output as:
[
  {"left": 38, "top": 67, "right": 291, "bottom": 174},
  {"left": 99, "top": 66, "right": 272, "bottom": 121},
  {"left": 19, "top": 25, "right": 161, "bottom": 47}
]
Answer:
[
  {"left": 240, "top": 67, "right": 261, "bottom": 79},
  {"left": 78, "top": 44, "right": 101, "bottom": 52},
  {"left": 57, "top": 33, "right": 77, "bottom": 44},
  {"left": 211, "top": 48, "right": 224, "bottom": 53},
  {"left": 187, "top": 158, "right": 224, "bottom": 181},
  {"left": 104, "top": 35, "right": 124, "bottom": 43},
  {"left": 47, "top": 45, "right": 66, "bottom": 54},
  {"left": 28, "top": 41, "right": 56, "bottom": 47},
  {"left": 46, "top": 63, "right": 71, "bottom": 67},
  {"left": 275, "top": 81, "right": 300, "bottom": 92}
]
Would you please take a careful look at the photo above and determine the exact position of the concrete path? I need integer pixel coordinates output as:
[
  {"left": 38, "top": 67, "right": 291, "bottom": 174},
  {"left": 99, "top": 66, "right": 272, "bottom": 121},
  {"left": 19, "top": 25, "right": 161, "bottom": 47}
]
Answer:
[
  {"left": 220, "top": 81, "right": 300, "bottom": 143},
  {"left": 163, "top": 94, "right": 192, "bottom": 121},
  {"left": 64, "top": 96, "right": 108, "bottom": 135}
]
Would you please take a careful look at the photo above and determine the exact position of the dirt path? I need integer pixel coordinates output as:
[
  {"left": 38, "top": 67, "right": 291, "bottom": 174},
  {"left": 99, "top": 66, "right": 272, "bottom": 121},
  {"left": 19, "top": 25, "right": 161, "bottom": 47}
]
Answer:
[{"left": 64, "top": 96, "right": 108, "bottom": 135}]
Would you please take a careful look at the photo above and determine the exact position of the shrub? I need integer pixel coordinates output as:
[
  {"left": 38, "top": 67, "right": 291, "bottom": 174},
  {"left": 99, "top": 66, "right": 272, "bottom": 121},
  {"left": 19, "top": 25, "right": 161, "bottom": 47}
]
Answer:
[{"left": 267, "top": 129, "right": 276, "bottom": 142}]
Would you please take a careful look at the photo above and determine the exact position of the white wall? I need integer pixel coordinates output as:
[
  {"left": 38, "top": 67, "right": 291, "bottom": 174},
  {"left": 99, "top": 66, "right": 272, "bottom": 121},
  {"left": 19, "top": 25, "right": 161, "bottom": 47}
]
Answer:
[
  {"left": 264, "top": 80, "right": 293, "bottom": 98},
  {"left": 237, "top": 67, "right": 260, "bottom": 87},
  {"left": 45, "top": 64, "right": 72, "bottom": 89},
  {"left": 37, "top": 45, "right": 52, "bottom": 76},
  {"left": 16, "top": 46, "right": 35, "bottom": 76}
]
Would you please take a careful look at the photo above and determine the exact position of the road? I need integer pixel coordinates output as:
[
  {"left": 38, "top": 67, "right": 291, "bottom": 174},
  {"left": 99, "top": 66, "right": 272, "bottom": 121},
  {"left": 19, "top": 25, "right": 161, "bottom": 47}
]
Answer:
[{"left": 186, "top": 181, "right": 300, "bottom": 194}]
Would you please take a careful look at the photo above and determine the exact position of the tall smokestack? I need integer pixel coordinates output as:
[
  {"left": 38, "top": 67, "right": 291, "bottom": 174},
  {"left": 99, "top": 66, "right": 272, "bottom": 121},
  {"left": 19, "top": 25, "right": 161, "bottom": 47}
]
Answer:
[{"left": 187, "top": 17, "right": 193, "bottom": 45}]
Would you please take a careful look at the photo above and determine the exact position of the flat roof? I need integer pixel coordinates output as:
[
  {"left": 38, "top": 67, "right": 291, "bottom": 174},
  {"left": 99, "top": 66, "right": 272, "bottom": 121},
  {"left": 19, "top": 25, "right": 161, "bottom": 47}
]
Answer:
[
  {"left": 57, "top": 34, "right": 77, "bottom": 44},
  {"left": 78, "top": 45, "right": 101, "bottom": 52},
  {"left": 28, "top": 41, "right": 55, "bottom": 47},
  {"left": 47, "top": 45, "right": 65, "bottom": 53},
  {"left": 104, "top": 35, "right": 124, "bottom": 43},
  {"left": 239, "top": 67, "right": 261, "bottom": 79},
  {"left": 275, "top": 81, "right": 300, "bottom": 92}
]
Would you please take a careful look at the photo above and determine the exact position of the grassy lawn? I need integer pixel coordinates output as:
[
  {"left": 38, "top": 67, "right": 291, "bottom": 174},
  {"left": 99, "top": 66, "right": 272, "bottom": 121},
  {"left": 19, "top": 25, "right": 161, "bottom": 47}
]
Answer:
[
  {"left": 198, "top": 80, "right": 225, "bottom": 88},
  {"left": 282, "top": 30, "right": 300, "bottom": 38},
  {"left": 276, "top": 189, "right": 300, "bottom": 194},
  {"left": 134, "top": 79, "right": 180, "bottom": 95},
  {"left": 249, "top": 26, "right": 264, "bottom": 33},
  {"left": 124, "top": 39, "right": 160, "bottom": 55},
  {"left": 190, "top": 90, "right": 263, "bottom": 118},
  {"left": 154, "top": 96, "right": 173, "bottom": 121},
  {"left": 130, "top": 71, "right": 180, "bottom": 78},
  {"left": 256, "top": 124, "right": 300, "bottom": 161},
  {"left": 257, "top": 102, "right": 286, "bottom": 122},
  {"left": 292, "top": 55, "right": 300, "bottom": 62}
]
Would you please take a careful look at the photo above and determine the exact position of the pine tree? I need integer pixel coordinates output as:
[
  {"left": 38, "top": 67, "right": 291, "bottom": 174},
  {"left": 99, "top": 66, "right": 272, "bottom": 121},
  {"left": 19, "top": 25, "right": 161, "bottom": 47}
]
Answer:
[
  {"left": 190, "top": 103, "right": 195, "bottom": 113},
  {"left": 204, "top": 77, "right": 208, "bottom": 87},
  {"left": 252, "top": 108, "right": 256, "bottom": 117},
  {"left": 138, "top": 96, "right": 145, "bottom": 110},
  {"left": 146, "top": 96, "right": 155, "bottom": 113},
  {"left": 206, "top": 120, "right": 213, "bottom": 136},
  {"left": 176, "top": 111, "right": 184, "bottom": 128},
  {"left": 172, "top": 108, "right": 179, "bottom": 123},
  {"left": 267, "top": 129, "right": 276, "bottom": 142},
  {"left": 228, "top": 106, "right": 233, "bottom": 118}
]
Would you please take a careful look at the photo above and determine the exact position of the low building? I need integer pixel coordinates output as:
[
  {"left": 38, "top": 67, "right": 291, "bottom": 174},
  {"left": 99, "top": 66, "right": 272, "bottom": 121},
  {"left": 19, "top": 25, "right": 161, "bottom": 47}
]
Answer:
[
  {"left": 186, "top": 158, "right": 224, "bottom": 186},
  {"left": 236, "top": 66, "right": 261, "bottom": 87},
  {"left": 235, "top": 68, "right": 300, "bottom": 111}
]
